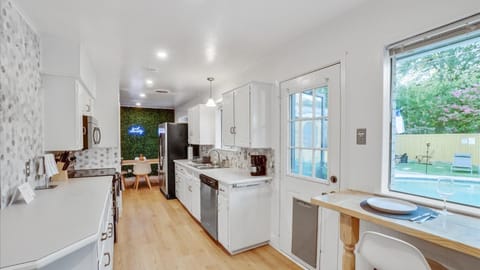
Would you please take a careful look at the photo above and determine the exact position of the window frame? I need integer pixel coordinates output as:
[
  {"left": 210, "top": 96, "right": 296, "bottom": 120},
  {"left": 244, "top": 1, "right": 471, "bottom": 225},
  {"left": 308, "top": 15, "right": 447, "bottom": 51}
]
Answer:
[{"left": 382, "top": 14, "right": 480, "bottom": 214}]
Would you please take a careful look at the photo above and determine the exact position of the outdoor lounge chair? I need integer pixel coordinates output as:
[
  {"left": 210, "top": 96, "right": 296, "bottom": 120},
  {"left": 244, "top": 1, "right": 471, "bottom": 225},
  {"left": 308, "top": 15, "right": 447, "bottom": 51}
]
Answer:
[{"left": 450, "top": 153, "right": 473, "bottom": 174}]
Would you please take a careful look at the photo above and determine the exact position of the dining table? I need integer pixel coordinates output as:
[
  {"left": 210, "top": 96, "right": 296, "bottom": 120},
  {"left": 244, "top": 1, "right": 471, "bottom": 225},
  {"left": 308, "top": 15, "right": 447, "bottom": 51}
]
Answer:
[
  {"left": 121, "top": 158, "right": 159, "bottom": 166},
  {"left": 311, "top": 190, "right": 480, "bottom": 270}
]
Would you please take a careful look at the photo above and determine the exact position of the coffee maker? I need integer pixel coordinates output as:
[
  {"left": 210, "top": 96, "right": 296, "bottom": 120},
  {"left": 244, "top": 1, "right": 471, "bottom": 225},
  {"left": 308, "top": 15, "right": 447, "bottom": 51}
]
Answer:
[{"left": 250, "top": 154, "right": 267, "bottom": 176}]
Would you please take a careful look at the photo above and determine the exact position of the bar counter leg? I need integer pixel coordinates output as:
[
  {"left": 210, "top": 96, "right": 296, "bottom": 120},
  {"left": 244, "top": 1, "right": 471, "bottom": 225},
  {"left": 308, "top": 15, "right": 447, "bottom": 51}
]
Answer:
[{"left": 340, "top": 213, "right": 360, "bottom": 270}]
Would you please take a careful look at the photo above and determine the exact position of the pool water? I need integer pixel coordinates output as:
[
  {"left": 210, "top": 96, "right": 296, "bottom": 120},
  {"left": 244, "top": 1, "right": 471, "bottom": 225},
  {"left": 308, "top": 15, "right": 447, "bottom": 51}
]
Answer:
[{"left": 391, "top": 178, "right": 480, "bottom": 207}]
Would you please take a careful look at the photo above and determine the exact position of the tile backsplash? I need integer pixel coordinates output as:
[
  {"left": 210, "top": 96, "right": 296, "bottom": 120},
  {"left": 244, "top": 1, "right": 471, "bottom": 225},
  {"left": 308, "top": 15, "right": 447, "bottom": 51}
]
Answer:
[
  {"left": 198, "top": 145, "right": 274, "bottom": 174},
  {"left": 0, "top": 0, "right": 42, "bottom": 208},
  {"left": 73, "top": 147, "right": 121, "bottom": 172}
]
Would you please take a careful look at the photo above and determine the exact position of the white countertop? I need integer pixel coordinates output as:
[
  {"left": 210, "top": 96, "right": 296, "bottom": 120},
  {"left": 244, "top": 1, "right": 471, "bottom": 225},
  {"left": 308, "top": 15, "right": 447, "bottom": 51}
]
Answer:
[
  {"left": 0, "top": 177, "right": 112, "bottom": 270},
  {"left": 174, "top": 159, "right": 272, "bottom": 184}
]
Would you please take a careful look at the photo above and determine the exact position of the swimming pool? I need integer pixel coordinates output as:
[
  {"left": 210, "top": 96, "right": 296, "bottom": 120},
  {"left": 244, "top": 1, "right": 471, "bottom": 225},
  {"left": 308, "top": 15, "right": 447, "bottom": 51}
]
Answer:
[{"left": 391, "top": 177, "right": 480, "bottom": 207}]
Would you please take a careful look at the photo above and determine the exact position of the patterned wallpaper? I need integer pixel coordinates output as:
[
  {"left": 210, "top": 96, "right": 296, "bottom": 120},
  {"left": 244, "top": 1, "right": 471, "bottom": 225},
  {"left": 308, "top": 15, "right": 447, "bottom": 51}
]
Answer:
[
  {"left": 73, "top": 147, "right": 121, "bottom": 172},
  {"left": 0, "top": 0, "right": 42, "bottom": 208}
]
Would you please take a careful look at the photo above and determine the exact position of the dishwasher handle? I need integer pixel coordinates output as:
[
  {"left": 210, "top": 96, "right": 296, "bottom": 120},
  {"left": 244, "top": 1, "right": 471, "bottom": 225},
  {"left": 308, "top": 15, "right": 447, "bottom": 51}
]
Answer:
[{"left": 232, "top": 180, "right": 270, "bottom": 189}]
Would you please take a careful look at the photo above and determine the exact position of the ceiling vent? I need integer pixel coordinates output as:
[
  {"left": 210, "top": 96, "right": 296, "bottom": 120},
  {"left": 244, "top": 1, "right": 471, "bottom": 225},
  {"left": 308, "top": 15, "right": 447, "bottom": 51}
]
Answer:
[{"left": 153, "top": 89, "right": 173, "bottom": 94}]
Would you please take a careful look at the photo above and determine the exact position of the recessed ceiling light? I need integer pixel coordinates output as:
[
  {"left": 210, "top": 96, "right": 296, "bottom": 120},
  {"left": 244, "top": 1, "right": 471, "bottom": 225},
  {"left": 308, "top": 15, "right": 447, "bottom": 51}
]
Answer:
[
  {"left": 139, "top": 93, "right": 146, "bottom": 98},
  {"left": 136, "top": 102, "right": 141, "bottom": 106},
  {"left": 145, "top": 79, "right": 153, "bottom": 87},
  {"left": 156, "top": 51, "right": 168, "bottom": 59}
]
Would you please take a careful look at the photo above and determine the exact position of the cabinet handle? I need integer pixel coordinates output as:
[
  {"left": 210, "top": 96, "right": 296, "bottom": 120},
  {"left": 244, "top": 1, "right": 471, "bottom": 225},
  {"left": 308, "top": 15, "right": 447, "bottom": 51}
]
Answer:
[
  {"left": 233, "top": 127, "right": 236, "bottom": 134},
  {"left": 104, "top": 252, "right": 111, "bottom": 267},
  {"left": 83, "top": 126, "right": 87, "bottom": 135},
  {"left": 101, "top": 232, "right": 108, "bottom": 241},
  {"left": 219, "top": 188, "right": 225, "bottom": 192},
  {"left": 108, "top": 223, "right": 113, "bottom": 238}
]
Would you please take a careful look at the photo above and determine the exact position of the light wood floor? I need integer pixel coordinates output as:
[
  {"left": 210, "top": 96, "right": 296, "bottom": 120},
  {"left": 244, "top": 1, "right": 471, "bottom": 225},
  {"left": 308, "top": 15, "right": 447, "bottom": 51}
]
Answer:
[{"left": 114, "top": 182, "right": 301, "bottom": 270}]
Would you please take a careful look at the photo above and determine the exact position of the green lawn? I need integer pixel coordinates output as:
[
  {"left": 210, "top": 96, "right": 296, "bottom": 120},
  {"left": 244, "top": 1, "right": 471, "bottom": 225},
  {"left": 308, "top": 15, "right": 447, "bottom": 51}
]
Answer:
[{"left": 395, "top": 161, "right": 479, "bottom": 177}]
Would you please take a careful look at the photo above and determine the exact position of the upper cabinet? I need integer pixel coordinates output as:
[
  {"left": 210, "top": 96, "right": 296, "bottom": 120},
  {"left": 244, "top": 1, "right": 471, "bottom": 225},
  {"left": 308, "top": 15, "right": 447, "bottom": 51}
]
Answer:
[
  {"left": 41, "top": 36, "right": 96, "bottom": 98},
  {"left": 188, "top": 104, "right": 215, "bottom": 145},
  {"left": 43, "top": 75, "right": 84, "bottom": 151},
  {"left": 222, "top": 82, "right": 272, "bottom": 148}
]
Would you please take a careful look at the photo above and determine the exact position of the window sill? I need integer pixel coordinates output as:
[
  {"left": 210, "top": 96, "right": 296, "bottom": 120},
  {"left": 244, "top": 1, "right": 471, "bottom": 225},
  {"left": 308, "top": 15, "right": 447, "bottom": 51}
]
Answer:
[{"left": 377, "top": 189, "right": 480, "bottom": 218}]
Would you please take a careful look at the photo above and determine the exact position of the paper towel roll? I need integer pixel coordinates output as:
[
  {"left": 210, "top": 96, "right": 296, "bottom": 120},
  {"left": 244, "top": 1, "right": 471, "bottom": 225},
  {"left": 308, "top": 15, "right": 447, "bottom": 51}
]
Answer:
[
  {"left": 187, "top": 146, "right": 193, "bottom": 160},
  {"left": 44, "top": 154, "right": 59, "bottom": 178}
]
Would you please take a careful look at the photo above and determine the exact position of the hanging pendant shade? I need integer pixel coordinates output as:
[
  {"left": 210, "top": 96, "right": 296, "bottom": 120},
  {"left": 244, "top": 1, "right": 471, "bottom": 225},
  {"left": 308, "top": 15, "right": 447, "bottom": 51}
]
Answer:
[{"left": 206, "top": 77, "right": 216, "bottom": 107}]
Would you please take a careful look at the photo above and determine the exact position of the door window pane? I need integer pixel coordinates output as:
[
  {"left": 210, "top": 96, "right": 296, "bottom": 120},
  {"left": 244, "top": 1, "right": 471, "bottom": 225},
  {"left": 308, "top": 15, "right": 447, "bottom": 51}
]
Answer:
[
  {"left": 290, "top": 93, "right": 301, "bottom": 120},
  {"left": 301, "top": 149, "right": 313, "bottom": 177},
  {"left": 291, "top": 149, "right": 300, "bottom": 174},
  {"left": 315, "top": 150, "right": 328, "bottom": 179},
  {"left": 301, "top": 121, "right": 313, "bottom": 148},
  {"left": 291, "top": 121, "right": 301, "bottom": 147},
  {"left": 314, "top": 120, "right": 323, "bottom": 148},
  {"left": 315, "top": 87, "right": 328, "bottom": 117},
  {"left": 302, "top": 90, "right": 313, "bottom": 118}
]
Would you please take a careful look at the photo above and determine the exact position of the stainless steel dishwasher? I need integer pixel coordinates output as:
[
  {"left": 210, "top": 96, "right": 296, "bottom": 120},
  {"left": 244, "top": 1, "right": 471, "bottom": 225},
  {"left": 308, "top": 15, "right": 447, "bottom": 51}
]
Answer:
[
  {"left": 200, "top": 174, "right": 218, "bottom": 240},
  {"left": 292, "top": 197, "right": 319, "bottom": 268}
]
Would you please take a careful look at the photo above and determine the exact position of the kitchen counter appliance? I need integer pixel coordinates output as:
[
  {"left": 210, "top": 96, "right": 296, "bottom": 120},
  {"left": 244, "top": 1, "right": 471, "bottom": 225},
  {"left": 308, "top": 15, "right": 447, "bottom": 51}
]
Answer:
[
  {"left": 200, "top": 174, "right": 219, "bottom": 240},
  {"left": 158, "top": 122, "right": 188, "bottom": 199}
]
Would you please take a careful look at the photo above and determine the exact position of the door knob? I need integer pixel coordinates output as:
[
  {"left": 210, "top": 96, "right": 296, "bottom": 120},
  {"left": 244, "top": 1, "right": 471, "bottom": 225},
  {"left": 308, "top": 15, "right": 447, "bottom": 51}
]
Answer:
[{"left": 330, "top": 175, "right": 338, "bottom": 183}]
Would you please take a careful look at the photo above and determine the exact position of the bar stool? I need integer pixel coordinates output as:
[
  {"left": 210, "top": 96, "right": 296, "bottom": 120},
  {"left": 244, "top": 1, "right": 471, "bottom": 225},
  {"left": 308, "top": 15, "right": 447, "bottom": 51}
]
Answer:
[
  {"left": 356, "top": 231, "right": 447, "bottom": 270},
  {"left": 120, "top": 171, "right": 128, "bottom": 189}
]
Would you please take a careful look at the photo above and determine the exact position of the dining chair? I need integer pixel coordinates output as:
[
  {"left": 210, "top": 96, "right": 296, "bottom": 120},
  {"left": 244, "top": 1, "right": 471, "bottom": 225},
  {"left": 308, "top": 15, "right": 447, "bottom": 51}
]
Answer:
[
  {"left": 356, "top": 231, "right": 447, "bottom": 270},
  {"left": 133, "top": 161, "right": 152, "bottom": 190}
]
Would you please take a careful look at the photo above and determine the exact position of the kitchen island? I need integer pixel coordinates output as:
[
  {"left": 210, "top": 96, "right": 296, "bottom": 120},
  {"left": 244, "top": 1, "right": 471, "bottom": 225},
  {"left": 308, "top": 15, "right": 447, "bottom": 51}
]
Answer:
[{"left": 0, "top": 177, "right": 114, "bottom": 270}]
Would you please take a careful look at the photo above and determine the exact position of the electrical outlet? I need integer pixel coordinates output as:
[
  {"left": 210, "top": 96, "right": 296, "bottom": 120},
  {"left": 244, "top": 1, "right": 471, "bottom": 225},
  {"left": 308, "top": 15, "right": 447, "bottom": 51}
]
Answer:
[
  {"left": 25, "top": 161, "right": 31, "bottom": 177},
  {"left": 356, "top": 128, "right": 367, "bottom": 145}
]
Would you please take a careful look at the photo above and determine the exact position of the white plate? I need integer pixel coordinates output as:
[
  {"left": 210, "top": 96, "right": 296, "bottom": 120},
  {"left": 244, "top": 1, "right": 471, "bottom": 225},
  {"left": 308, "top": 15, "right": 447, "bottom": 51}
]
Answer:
[{"left": 366, "top": 197, "right": 418, "bottom": 214}]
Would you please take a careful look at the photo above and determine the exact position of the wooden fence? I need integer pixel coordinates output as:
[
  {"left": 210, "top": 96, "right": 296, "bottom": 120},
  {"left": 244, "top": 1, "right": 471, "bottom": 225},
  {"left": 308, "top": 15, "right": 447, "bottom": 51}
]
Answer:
[{"left": 395, "top": 133, "right": 480, "bottom": 165}]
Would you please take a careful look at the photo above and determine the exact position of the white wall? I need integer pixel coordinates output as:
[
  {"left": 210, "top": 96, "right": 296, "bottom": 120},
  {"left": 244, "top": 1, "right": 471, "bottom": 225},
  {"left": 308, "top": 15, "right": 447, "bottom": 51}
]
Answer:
[{"left": 175, "top": 0, "right": 480, "bottom": 268}]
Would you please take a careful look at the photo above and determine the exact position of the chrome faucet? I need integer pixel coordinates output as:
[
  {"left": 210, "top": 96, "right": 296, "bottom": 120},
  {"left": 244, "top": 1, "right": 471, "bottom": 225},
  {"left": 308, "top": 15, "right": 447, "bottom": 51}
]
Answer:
[{"left": 208, "top": 148, "right": 221, "bottom": 166}]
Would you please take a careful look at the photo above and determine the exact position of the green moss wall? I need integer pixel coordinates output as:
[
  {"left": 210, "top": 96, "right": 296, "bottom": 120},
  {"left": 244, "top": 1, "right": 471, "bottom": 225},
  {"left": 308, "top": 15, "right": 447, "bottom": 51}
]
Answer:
[{"left": 120, "top": 107, "right": 174, "bottom": 174}]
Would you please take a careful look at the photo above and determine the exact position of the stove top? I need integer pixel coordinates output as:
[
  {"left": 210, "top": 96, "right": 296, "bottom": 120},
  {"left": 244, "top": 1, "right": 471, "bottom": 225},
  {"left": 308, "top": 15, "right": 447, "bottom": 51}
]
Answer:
[{"left": 68, "top": 168, "right": 117, "bottom": 178}]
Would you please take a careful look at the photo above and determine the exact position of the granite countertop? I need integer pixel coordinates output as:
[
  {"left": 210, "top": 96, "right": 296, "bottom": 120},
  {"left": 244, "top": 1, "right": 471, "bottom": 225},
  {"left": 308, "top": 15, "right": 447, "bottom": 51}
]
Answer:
[
  {"left": 0, "top": 177, "right": 112, "bottom": 270},
  {"left": 174, "top": 159, "right": 272, "bottom": 185}
]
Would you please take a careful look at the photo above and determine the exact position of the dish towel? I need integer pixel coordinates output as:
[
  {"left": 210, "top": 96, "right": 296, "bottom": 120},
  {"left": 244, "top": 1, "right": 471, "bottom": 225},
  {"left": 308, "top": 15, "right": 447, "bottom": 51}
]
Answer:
[{"left": 44, "top": 154, "right": 59, "bottom": 178}]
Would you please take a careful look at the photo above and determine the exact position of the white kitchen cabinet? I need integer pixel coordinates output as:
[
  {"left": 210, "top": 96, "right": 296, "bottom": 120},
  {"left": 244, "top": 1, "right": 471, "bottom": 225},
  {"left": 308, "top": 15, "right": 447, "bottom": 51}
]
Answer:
[
  {"left": 41, "top": 36, "right": 96, "bottom": 98},
  {"left": 221, "top": 81, "right": 272, "bottom": 148},
  {"left": 79, "top": 84, "right": 95, "bottom": 116},
  {"left": 188, "top": 104, "right": 215, "bottom": 145},
  {"left": 175, "top": 163, "right": 201, "bottom": 221},
  {"left": 43, "top": 75, "right": 84, "bottom": 151},
  {"left": 221, "top": 91, "right": 235, "bottom": 146},
  {"left": 190, "top": 172, "right": 201, "bottom": 221},
  {"left": 217, "top": 180, "right": 272, "bottom": 254}
]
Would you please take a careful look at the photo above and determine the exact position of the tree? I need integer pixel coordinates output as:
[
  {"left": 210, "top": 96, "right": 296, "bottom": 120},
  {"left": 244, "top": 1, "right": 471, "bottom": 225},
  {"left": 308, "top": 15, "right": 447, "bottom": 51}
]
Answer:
[{"left": 394, "top": 40, "right": 480, "bottom": 134}]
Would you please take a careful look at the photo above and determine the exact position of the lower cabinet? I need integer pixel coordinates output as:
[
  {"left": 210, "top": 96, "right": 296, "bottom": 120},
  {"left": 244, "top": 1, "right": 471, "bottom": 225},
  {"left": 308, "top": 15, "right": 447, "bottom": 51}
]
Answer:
[
  {"left": 175, "top": 163, "right": 201, "bottom": 222},
  {"left": 218, "top": 181, "right": 272, "bottom": 254},
  {"left": 42, "top": 192, "right": 115, "bottom": 270}
]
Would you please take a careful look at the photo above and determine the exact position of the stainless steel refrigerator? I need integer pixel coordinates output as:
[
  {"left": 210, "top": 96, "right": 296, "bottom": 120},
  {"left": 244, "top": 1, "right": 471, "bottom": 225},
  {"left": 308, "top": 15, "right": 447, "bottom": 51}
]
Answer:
[{"left": 158, "top": 122, "right": 188, "bottom": 199}]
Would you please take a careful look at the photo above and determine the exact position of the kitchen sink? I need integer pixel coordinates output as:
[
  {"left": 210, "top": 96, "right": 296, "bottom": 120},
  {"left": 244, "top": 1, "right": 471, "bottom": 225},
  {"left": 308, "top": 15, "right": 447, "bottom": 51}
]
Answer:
[
  {"left": 35, "top": 185, "right": 58, "bottom": 190},
  {"left": 190, "top": 164, "right": 222, "bottom": 170}
]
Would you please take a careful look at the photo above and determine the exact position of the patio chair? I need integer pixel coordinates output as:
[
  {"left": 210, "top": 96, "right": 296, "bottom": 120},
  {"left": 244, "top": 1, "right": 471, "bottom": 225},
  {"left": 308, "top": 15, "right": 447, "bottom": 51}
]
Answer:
[{"left": 450, "top": 153, "right": 473, "bottom": 174}]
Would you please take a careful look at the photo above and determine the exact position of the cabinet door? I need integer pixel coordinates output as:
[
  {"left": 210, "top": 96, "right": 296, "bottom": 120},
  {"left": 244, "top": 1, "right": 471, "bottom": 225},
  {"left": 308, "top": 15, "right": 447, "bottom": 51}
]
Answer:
[
  {"left": 187, "top": 106, "right": 198, "bottom": 144},
  {"left": 222, "top": 91, "right": 235, "bottom": 146},
  {"left": 184, "top": 174, "right": 192, "bottom": 212},
  {"left": 233, "top": 85, "right": 251, "bottom": 147},
  {"left": 191, "top": 175, "right": 201, "bottom": 221},
  {"left": 218, "top": 184, "right": 229, "bottom": 249}
]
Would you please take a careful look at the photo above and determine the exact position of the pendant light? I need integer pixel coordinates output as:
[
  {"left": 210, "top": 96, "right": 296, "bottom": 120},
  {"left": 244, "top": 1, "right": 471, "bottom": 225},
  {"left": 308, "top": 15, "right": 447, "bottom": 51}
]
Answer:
[{"left": 206, "top": 77, "right": 216, "bottom": 107}]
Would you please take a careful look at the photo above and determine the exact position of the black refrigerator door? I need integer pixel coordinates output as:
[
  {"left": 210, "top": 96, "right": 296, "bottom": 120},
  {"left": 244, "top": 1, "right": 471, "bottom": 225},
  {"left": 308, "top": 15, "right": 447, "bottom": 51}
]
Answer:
[{"left": 166, "top": 123, "right": 188, "bottom": 199}]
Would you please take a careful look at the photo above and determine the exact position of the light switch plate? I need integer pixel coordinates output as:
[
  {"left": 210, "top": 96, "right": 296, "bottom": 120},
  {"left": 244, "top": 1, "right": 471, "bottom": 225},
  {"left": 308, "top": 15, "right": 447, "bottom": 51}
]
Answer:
[
  {"left": 25, "top": 161, "right": 31, "bottom": 177},
  {"left": 356, "top": 128, "right": 367, "bottom": 145}
]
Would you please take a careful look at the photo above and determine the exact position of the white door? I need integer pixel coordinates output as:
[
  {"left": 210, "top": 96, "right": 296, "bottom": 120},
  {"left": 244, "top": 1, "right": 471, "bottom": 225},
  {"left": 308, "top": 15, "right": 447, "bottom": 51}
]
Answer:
[
  {"left": 222, "top": 91, "right": 235, "bottom": 146},
  {"left": 279, "top": 64, "right": 341, "bottom": 269},
  {"left": 233, "top": 85, "right": 251, "bottom": 147}
]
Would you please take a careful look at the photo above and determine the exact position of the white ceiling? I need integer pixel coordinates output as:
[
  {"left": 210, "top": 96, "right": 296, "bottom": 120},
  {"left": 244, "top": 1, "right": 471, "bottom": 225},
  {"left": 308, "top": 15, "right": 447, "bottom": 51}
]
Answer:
[{"left": 14, "top": 0, "right": 368, "bottom": 109}]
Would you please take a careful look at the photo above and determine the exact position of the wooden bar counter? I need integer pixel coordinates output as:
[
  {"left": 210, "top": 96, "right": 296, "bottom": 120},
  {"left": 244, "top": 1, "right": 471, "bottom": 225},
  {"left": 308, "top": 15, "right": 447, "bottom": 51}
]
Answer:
[{"left": 311, "top": 190, "right": 480, "bottom": 270}]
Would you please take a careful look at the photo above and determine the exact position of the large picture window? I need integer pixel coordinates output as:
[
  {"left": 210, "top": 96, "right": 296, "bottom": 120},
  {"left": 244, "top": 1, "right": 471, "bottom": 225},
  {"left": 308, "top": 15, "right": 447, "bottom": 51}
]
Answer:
[
  {"left": 388, "top": 15, "right": 480, "bottom": 208},
  {"left": 289, "top": 87, "right": 328, "bottom": 180}
]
